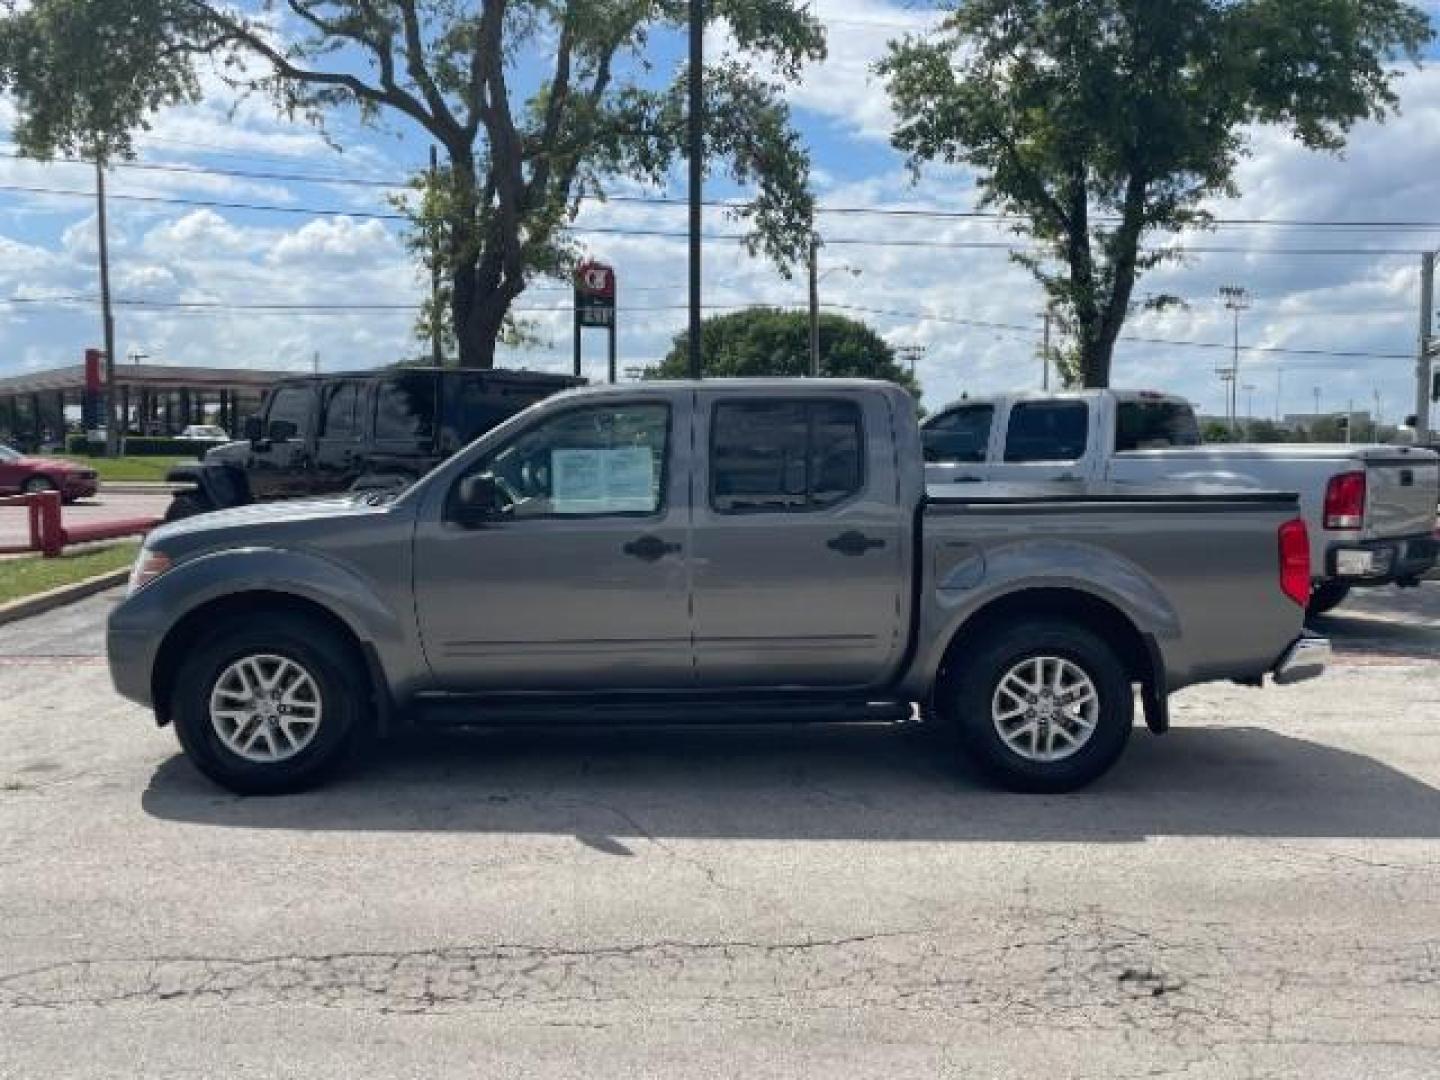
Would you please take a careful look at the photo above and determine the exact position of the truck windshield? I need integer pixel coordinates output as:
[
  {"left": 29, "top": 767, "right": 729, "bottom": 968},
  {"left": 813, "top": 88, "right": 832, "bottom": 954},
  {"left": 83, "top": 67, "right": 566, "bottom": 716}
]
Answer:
[{"left": 1115, "top": 400, "right": 1201, "bottom": 451}]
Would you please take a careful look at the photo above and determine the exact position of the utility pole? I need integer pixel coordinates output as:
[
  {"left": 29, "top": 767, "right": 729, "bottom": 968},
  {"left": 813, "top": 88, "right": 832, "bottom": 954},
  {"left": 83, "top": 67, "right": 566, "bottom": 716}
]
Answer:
[
  {"left": 312, "top": 351, "right": 320, "bottom": 376},
  {"left": 1345, "top": 397, "right": 1354, "bottom": 444},
  {"left": 1243, "top": 383, "right": 1256, "bottom": 438},
  {"left": 1418, "top": 251, "right": 1436, "bottom": 440},
  {"left": 429, "top": 145, "right": 444, "bottom": 367},
  {"left": 1041, "top": 307, "right": 1052, "bottom": 390},
  {"left": 1219, "top": 285, "right": 1249, "bottom": 436},
  {"left": 808, "top": 234, "right": 820, "bottom": 377},
  {"left": 95, "top": 157, "right": 119, "bottom": 457},
  {"left": 686, "top": 0, "right": 703, "bottom": 380}
]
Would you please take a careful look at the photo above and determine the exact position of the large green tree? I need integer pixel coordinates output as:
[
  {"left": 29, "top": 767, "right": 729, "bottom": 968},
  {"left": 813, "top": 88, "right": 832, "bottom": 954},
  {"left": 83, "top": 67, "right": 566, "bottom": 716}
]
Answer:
[
  {"left": 651, "top": 306, "right": 921, "bottom": 395},
  {"left": 0, "top": 0, "right": 825, "bottom": 368},
  {"left": 880, "top": 0, "right": 1432, "bottom": 388}
]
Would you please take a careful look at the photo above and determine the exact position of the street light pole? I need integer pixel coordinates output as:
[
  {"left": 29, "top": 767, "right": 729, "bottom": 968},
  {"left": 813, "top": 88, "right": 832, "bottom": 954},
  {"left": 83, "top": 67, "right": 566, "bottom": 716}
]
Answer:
[
  {"left": 687, "top": 0, "right": 704, "bottom": 380},
  {"left": 1418, "top": 251, "right": 1435, "bottom": 440},
  {"left": 1041, "top": 307, "right": 1052, "bottom": 390},
  {"left": 808, "top": 234, "right": 820, "bottom": 377},
  {"left": 1219, "top": 285, "right": 1250, "bottom": 436}
]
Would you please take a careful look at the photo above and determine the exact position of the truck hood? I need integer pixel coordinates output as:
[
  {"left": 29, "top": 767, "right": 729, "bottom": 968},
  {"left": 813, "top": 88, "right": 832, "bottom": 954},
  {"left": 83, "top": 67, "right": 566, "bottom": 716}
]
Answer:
[{"left": 148, "top": 495, "right": 396, "bottom": 548}]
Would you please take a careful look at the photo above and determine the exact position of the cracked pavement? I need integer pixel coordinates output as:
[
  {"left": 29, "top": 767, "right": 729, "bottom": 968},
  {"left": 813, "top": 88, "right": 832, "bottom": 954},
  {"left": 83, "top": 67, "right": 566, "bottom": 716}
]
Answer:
[{"left": 1, "top": 585, "right": 1438, "bottom": 1077}]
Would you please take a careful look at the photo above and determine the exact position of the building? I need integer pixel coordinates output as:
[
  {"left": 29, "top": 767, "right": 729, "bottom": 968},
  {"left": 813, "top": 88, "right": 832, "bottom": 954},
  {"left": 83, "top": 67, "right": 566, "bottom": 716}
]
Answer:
[{"left": 0, "top": 360, "right": 294, "bottom": 447}]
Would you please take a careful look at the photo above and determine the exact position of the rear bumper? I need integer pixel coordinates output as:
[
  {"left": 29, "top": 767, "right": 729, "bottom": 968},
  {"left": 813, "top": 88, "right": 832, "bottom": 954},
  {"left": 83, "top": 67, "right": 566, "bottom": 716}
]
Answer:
[
  {"left": 1271, "top": 635, "right": 1330, "bottom": 686},
  {"left": 1325, "top": 532, "right": 1438, "bottom": 583}
]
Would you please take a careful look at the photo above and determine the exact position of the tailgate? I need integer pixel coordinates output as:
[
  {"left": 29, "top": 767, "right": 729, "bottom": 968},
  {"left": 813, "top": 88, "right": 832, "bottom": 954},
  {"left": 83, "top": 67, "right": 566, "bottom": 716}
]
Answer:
[{"left": 1362, "top": 449, "right": 1440, "bottom": 540}]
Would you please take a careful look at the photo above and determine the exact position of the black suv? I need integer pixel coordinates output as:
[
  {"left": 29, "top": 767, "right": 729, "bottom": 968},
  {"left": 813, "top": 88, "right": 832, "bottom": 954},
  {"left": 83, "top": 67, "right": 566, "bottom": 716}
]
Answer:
[{"left": 166, "top": 367, "right": 582, "bottom": 520}]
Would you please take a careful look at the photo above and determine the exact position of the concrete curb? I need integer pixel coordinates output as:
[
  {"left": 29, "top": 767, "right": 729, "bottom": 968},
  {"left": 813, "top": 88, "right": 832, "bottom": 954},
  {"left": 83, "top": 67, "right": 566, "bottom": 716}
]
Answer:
[
  {"left": 100, "top": 482, "right": 184, "bottom": 493},
  {"left": 0, "top": 567, "right": 129, "bottom": 627}
]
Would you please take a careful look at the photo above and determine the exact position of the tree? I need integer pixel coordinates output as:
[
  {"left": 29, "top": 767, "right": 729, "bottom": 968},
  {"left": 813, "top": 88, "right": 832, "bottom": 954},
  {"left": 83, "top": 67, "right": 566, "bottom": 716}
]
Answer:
[
  {"left": 0, "top": 0, "right": 826, "bottom": 368},
  {"left": 880, "top": 0, "right": 1432, "bottom": 388},
  {"left": 651, "top": 306, "right": 921, "bottom": 395}
]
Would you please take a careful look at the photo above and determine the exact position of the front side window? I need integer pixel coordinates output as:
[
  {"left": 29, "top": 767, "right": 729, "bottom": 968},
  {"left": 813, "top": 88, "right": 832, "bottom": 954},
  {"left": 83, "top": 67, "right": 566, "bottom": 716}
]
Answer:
[
  {"left": 710, "top": 399, "right": 864, "bottom": 513},
  {"left": 922, "top": 404, "right": 995, "bottom": 463},
  {"left": 265, "top": 385, "right": 315, "bottom": 435},
  {"left": 375, "top": 373, "right": 437, "bottom": 442},
  {"left": 465, "top": 403, "right": 669, "bottom": 518},
  {"left": 1115, "top": 400, "right": 1202, "bottom": 451},
  {"left": 1004, "top": 401, "right": 1089, "bottom": 463}
]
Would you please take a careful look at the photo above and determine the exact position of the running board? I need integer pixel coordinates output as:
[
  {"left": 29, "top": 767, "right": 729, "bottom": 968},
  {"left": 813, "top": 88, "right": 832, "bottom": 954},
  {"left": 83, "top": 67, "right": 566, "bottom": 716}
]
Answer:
[{"left": 410, "top": 694, "right": 913, "bottom": 729}]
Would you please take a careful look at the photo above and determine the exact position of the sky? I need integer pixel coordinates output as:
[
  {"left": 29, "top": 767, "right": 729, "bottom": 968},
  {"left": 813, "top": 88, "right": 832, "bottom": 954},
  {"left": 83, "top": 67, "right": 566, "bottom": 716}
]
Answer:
[{"left": 1, "top": 0, "right": 1439, "bottom": 422}]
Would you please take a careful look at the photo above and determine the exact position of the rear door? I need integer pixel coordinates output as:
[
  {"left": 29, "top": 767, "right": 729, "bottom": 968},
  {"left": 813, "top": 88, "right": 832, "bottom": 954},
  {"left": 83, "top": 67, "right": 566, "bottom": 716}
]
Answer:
[
  {"left": 313, "top": 380, "right": 366, "bottom": 493},
  {"left": 986, "top": 399, "right": 1093, "bottom": 483},
  {"left": 689, "top": 390, "right": 905, "bottom": 688}
]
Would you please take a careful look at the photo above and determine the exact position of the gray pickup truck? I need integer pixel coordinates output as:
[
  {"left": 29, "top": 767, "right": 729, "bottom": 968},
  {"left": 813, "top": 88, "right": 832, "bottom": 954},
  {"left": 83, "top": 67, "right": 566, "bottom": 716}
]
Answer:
[{"left": 108, "top": 380, "right": 1327, "bottom": 796}]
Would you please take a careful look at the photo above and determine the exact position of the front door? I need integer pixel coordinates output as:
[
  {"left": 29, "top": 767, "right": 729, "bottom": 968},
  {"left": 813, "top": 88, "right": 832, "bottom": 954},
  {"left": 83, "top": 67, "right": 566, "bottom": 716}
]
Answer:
[
  {"left": 689, "top": 391, "right": 906, "bottom": 688},
  {"left": 245, "top": 383, "right": 319, "bottom": 502},
  {"left": 413, "top": 394, "right": 693, "bottom": 691}
]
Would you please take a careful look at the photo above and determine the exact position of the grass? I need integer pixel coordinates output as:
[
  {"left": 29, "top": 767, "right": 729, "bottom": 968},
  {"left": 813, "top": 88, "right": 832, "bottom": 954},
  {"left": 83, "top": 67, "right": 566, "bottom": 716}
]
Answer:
[
  {"left": 57, "top": 455, "right": 197, "bottom": 482},
  {"left": 0, "top": 541, "right": 139, "bottom": 605}
]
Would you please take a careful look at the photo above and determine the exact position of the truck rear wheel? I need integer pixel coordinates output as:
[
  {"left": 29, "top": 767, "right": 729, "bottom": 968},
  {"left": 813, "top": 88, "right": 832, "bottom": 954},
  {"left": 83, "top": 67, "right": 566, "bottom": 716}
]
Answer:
[
  {"left": 940, "top": 618, "right": 1133, "bottom": 793},
  {"left": 169, "top": 615, "right": 370, "bottom": 795}
]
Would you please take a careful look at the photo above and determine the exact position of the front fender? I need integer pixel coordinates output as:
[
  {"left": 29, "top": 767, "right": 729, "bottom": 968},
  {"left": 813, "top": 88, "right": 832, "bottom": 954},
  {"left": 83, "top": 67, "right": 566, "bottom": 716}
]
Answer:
[
  {"left": 904, "top": 538, "right": 1181, "bottom": 696},
  {"left": 107, "top": 546, "right": 420, "bottom": 710}
]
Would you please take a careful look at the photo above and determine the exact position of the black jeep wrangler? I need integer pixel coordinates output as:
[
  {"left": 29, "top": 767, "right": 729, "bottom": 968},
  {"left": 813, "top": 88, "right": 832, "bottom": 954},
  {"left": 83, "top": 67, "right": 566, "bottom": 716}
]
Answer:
[{"left": 165, "top": 367, "right": 582, "bottom": 520}]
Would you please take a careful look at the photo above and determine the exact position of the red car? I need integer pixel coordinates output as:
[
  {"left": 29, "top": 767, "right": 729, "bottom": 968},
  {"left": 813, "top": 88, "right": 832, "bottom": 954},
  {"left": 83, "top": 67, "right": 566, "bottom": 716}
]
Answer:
[{"left": 0, "top": 442, "right": 100, "bottom": 502}]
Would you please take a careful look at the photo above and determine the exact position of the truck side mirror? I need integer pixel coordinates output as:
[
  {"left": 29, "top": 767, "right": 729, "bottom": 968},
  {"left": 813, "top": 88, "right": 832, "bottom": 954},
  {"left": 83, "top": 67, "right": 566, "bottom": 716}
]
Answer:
[
  {"left": 267, "top": 419, "right": 298, "bottom": 443},
  {"left": 243, "top": 416, "right": 263, "bottom": 442},
  {"left": 452, "top": 474, "right": 506, "bottom": 527}
]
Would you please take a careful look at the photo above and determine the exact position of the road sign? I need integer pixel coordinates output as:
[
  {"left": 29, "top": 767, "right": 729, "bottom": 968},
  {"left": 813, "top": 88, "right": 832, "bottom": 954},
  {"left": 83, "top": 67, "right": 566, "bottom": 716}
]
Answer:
[
  {"left": 576, "top": 261, "right": 616, "bottom": 329},
  {"left": 574, "top": 260, "right": 617, "bottom": 381}
]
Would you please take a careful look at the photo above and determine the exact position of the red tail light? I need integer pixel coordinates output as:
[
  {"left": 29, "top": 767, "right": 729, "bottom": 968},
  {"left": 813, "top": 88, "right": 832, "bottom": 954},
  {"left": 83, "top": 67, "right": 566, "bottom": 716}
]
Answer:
[
  {"left": 1279, "top": 518, "right": 1311, "bottom": 606},
  {"left": 1323, "top": 471, "right": 1366, "bottom": 530}
]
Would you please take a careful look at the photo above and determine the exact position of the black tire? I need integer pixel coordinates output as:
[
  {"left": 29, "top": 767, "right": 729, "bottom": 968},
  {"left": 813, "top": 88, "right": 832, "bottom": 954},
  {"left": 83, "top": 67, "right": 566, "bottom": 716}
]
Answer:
[
  {"left": 164, "top": 491, "right": 214, "bottom": 522},
  {"left": 21, "top": 476, "right": 55, "bottom": 495},
  {"left": 939, "top": 618, "right": 1134, "bottom": 793},
  {"left": 170, "top": 615, "right": 370, "bottom": 795},
  {"left": 1307, "top": 580, "right": 1351, "bottom": 617}
]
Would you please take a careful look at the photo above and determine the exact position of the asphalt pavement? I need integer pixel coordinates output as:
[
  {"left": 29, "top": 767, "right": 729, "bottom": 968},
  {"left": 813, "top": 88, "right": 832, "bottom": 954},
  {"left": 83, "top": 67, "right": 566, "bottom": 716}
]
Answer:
[{"left": 1, "top": 585, "right": 1438, "bottom": 1078}]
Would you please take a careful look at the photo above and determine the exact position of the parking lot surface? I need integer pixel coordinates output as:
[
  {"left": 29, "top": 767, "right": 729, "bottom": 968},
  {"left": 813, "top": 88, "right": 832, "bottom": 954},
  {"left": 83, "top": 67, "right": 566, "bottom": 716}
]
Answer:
[{"left": 1, "top": 585, "right": 1438, "bottom": 1078}]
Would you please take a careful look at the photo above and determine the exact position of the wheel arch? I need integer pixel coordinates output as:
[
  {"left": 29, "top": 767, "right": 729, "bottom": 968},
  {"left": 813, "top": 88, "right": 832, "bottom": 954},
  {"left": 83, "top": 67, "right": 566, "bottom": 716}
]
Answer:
[
  {"left": 932, "top": 587, "right": 1169, "bottom": 734},
  {"left": 151, "top": 590, "right": 393, "bottom": 733}
]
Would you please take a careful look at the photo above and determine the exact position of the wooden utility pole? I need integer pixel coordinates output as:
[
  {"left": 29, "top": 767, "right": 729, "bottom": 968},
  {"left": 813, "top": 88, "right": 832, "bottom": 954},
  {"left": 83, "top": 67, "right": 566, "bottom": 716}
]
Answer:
[
  {"left": 95, "top": 158, "right": 119, "bottom": 457},
  {"left": 1417, "top": 252, "right": 1435, "bottom": 440},
  {"left": 429, "top": 145, "right": 444, "bottom": 368},
  {"left": 687, "top": 0, "right": 703, "bottom": 379}
]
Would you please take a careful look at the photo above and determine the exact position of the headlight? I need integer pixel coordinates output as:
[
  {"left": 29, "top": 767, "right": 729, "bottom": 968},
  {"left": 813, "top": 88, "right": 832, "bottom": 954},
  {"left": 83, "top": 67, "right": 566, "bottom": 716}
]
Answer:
[{"left": 127, "top": 549, "right": 173, "bottom": 596}]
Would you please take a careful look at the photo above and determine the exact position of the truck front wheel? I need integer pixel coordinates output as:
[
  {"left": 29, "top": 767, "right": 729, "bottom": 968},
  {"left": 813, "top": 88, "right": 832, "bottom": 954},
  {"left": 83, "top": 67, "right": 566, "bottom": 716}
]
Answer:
[
  {"left": 940, "top": 618, "right": 1133, "bottom": 793},
  {"left": 164, "top": 491, "right": 215, "bottom": 522},
  {"left": 169, "top": 615, "right": 370, "bottom": 794}
]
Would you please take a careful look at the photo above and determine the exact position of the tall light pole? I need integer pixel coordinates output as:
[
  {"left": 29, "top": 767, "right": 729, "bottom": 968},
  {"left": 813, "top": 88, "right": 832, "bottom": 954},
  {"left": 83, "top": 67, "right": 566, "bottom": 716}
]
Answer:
[
  {"left": 1242, "top": 383, "right": 1256, "bottom": 438},
  {"left": 1418, "top": 251, "right": 1436, "bottom": 440},
  {"left": 1274, "top": 364, "right": 1284, "bottom": 422},
  {"left": 687, "top": 0, "right": 703, "bottom": 379},
  {"left": 1219, "top": 285, "right": 1250, "bottom": 436},
  {"left": 807, "top": 237, "right": 860, "bottom": 377}
]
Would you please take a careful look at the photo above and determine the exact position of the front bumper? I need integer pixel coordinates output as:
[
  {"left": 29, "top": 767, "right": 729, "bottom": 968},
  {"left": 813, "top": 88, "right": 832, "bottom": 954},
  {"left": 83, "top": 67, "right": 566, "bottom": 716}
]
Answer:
[
  {"left": 107, "top": 598, "right": 160, "bottom": 709},
  {"left": 1271, "top": 635, "right": 1331, "bottom": 686},
  {"left": 1326, "top": 532, "right": 1438, "bottom": 583}
]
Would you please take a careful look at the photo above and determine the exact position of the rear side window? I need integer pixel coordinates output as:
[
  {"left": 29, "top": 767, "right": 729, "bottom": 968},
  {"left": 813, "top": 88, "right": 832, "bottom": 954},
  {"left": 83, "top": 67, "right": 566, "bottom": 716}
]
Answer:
[
  {"left": 265, "top": 385, "right": 315, "bottom": 435},
  {"left": 710, "top": 399, "right": 863, "bottom": 513},
  {"left": 1004, "top": 401, "right": 1089, "bottom": 462},
  {"left": 923, "top": 404, "right": 994, "bottom": 463},
  {"left": 1115, "top": 400, "right": 1201, "bottom": 451},
  {"left": 375, "top": 373, "right": 437, "bottom": 442},
  {"left": 447, "top": 374, "right": 531, "bottom": 445},
  {"left": 320, "top": 382, "right": 362, "bottom": 440}
]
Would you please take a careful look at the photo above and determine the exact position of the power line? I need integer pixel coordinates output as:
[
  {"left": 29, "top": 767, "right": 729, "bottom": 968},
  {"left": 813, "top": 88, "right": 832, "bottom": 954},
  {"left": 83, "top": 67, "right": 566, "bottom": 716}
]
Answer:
[
  {"left": 8, "top": 153, "right": 1440, "bottom": 233},
  {"left": 2, "top": 292, "right": 1413, "bottom": 361}
]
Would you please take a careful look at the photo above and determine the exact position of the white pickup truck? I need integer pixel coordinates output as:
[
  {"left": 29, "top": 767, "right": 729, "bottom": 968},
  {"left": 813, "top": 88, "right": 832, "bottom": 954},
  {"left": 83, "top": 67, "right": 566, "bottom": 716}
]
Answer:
[{"left": 923, "top": 389, "right": 1440, "bottom": 614}]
